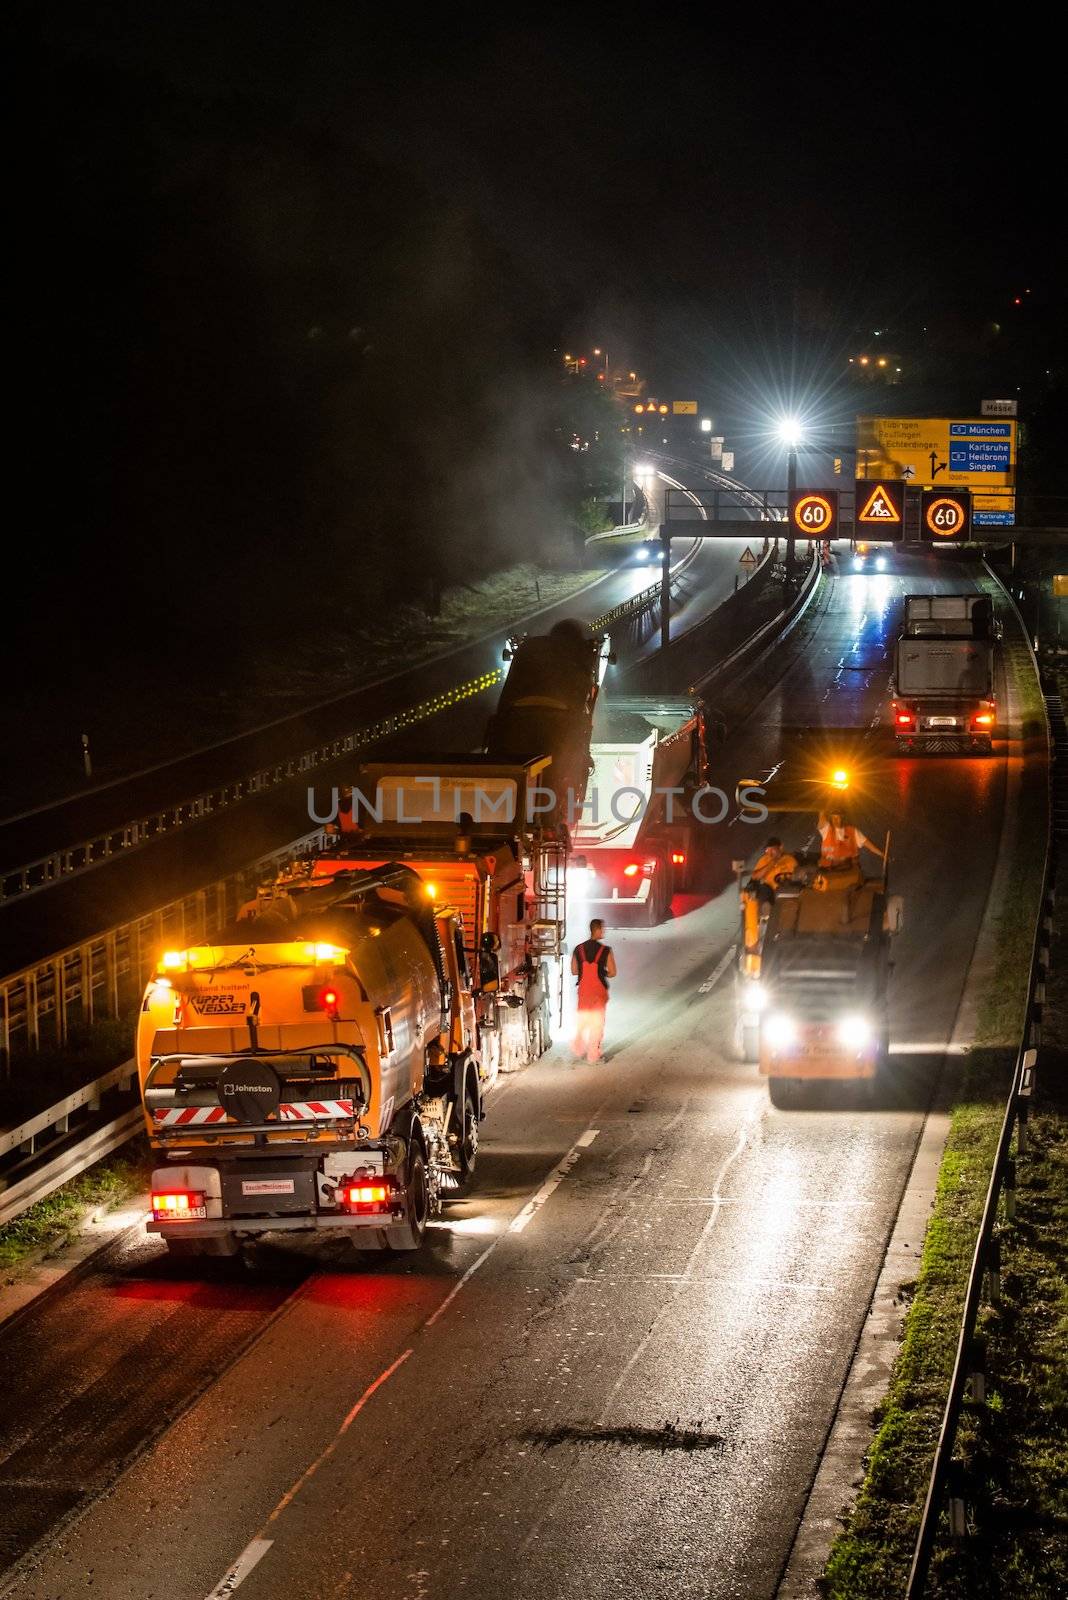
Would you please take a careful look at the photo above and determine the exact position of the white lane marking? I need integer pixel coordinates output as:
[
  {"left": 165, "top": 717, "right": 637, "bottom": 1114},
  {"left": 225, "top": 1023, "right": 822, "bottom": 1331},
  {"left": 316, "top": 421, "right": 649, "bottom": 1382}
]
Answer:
[
  {"left": 205, "top": 1538, "right": 273, "bottom": 1598},
  {"left": 509, "top": 1126, "right": 600, "bottom": 1234},
  {"left": 209, "top": 1122, "right": 603, "bottom": 1589},
  {"left": 265, "top": 1348, "right": 412, "bottom": 1527},
  {"left": 698, "top": 943, "right": 736, "bottom": 993}
]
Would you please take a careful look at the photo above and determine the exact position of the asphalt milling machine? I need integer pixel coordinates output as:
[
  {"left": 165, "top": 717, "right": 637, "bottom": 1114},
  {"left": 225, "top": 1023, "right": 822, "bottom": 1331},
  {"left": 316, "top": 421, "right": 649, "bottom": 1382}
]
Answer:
[{"left": 734, "top": 743, "right": 904, "bottom": 1107}]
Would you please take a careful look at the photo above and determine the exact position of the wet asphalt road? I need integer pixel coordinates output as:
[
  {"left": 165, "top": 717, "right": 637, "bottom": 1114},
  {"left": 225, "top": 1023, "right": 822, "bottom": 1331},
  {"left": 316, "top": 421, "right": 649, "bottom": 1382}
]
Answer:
[{"left": 0, "top": 553, "right": 1016, "bottom": 1600}]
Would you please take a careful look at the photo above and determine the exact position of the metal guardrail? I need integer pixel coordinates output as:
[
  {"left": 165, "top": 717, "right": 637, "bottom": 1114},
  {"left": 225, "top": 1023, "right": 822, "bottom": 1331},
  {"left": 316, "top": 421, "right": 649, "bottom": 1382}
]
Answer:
[
  {"left": 0, "top": 669, "right": 503, "bottom": 905},
  {"left": 0, "top": 830, "right": 324, "bottom": 1062},
  {"left": 0, "top": 1066, "right": 142, "bottom": 1225},
  {"left": 0, "top": 530, "right": 708, "bottom": 911},
  {"left": 0, "top": 537, "right": 708, "bottom": 1058},
  {"left": 689, "top": 544, "right": 821, "bottom": 695},
  {"left": 905, "top": 582, "right": 1055, "bottom": 1596}
]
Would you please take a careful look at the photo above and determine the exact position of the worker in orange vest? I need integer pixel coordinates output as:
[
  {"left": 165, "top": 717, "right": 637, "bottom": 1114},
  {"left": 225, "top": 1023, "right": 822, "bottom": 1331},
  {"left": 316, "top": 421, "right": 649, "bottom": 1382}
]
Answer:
[
  {"left": 818, "top": 808, "right": 886, "bottom": 868},
  {"left": 570, "top": 918, "right": 617, "bottom": 1063},
  {"left": 747, "top": 836, "right": 799, "bottom": 901}
]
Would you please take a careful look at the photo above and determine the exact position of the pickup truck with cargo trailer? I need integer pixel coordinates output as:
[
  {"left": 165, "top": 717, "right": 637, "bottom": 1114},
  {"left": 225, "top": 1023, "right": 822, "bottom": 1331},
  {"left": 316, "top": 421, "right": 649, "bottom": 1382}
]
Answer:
[{"left": 891, "top": 593, "right": 999, "bottom": 755}]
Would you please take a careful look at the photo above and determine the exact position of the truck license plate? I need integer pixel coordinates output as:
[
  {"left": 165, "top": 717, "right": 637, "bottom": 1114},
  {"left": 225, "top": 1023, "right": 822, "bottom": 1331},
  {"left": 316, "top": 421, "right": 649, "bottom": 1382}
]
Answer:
[
  {"left": 241, "top": 1178, "right": 296, "bottom": 1197},
  {"left": 928, "top": 716, "right": 959, "bottom": 727}
]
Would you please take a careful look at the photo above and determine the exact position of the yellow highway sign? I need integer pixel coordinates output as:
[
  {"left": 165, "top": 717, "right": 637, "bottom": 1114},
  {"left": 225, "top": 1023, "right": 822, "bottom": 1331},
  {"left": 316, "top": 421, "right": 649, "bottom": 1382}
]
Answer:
[{"left": 857, "top": 415, "right": 1016, "bottom": 527}]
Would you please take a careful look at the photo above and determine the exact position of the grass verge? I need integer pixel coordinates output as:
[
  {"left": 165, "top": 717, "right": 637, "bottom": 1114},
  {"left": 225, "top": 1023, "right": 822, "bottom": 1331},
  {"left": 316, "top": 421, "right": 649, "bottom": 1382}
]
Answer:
[
  {"left": 0, "top": 1139, "right": 148, "bottom": 1279},
  {"left": 823, "top": 610, "right": 1062, "bottom": 1598}
]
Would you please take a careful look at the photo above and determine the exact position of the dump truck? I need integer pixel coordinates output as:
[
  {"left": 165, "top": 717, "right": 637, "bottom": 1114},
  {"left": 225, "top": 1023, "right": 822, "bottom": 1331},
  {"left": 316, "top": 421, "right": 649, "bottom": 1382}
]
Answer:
[
  {"left": 732, "top": 760, "right": 902, "bottom": 1102},
  {"left": 139, "top": 863, "right": 487, "bottom": 1258},
  {"left": 332, "top": 754, "right": 564, "bottom": 1072},
  {"left": 571, "top": 697, "right": 709, "bottom": 926},
  {"left": 891, "top": 593, "right": 999, "bottom": 754}
]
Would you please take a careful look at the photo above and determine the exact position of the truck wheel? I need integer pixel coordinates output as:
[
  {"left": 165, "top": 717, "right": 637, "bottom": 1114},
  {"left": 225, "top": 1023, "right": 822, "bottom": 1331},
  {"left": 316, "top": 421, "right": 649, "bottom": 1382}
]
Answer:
[
  {"left": 385, "top": 1141, "right": 430, "bottom": 1252},
  {"left": 457, "top": 1083, "right": 479, "bottom": 1181},
  {"left": 768, "top": 1076, "right": 804, "bottom": 1109}
]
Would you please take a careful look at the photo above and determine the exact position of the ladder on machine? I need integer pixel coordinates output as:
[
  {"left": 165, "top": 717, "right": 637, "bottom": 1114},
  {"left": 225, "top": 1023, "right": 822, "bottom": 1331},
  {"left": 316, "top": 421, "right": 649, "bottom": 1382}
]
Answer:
[{"left": 530, "top": 835, "right": 568, "bottom": 1028}]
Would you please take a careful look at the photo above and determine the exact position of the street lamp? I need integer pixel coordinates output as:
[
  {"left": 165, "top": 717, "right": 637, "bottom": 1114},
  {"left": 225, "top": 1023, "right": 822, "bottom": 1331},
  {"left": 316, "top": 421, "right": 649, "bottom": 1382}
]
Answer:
[{"left": 776, "top": 418, "right": 804, "bottom": 576}]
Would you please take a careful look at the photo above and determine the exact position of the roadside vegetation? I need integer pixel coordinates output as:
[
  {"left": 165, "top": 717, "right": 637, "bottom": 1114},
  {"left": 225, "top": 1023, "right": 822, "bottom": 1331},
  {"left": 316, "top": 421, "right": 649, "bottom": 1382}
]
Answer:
[
  {"left": 823, "top": 642, "right": 1064, "bottom": 1598},
  {"left": 0, "top": 1143, "right": 147, "bottom": 1279}
]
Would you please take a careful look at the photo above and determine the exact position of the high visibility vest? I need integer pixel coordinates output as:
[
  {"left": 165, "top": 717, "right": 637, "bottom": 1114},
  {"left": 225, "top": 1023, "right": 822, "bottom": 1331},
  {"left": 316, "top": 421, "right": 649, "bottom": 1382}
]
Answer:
[
  {"left": 821, "top": 825, "right": 859, "bottom": 865},
  {"left": 575, "top": 940, "right": 611, "bottom": 1010}
]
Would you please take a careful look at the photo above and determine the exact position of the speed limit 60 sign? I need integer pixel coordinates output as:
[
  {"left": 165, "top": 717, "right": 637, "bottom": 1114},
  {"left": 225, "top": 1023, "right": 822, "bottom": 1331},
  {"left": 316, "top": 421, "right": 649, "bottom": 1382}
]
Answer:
[
  {"left": 921, "top": 488, "right": 971, "bottom": 542},
  {"left": 788, "top": 488, "right": 839, "bottom": 539}
]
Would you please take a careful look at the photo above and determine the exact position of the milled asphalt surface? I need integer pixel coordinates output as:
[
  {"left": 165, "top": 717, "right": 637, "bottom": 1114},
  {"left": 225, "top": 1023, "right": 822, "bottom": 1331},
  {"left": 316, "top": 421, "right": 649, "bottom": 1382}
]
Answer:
[{"left": 0, "top": 553, "right": 1012, "bottom": 1600}]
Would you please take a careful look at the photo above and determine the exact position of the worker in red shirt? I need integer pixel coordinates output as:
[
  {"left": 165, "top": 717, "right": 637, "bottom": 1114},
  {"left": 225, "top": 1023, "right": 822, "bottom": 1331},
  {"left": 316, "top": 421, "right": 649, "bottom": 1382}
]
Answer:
[
  {"left": 818, "top": 809, "right": 886, "bottom": 868},
  {"left": 570, "top": 918, "right": 617, "bottom": 1063}
]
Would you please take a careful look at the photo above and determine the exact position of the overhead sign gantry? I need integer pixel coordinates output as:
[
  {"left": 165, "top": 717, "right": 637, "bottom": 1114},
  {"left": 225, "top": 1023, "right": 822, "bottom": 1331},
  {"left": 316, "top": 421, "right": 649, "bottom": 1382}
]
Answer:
[{"left": 857, "top": 415, "right": 1016, "bottom": 527}]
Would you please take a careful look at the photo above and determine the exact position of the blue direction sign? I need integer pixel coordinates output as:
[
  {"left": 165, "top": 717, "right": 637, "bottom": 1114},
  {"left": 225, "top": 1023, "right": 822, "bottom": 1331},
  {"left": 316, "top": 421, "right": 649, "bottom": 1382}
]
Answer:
[{"left": 948, "top": 422, "right": 1012, "bottom": 474}]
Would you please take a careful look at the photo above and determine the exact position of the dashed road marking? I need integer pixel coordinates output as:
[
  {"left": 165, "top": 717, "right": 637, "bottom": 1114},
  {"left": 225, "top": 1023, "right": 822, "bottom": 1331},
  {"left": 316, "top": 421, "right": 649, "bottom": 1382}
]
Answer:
[
  {"left": 205, "top": 1538, "right": 273, "bottom": 1598},
  {"left": 509, "top": 1126, "right": 600, "bottom": 1235},
  {"left": 698, "top": 943, "right": 736, "bottom": 993}
]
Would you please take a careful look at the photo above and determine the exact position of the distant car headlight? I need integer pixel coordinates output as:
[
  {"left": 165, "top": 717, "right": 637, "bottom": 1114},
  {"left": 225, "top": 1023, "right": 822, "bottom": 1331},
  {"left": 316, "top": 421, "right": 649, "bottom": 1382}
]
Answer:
[
  {"left": 876, "top": 556, "right": 887, "bottom": 571},
  {"left": 837, "top": 1014, "right": 873, "bottom": 1049},
  {"left": 852, "top": 555, "right": 864, "bottom": 569},
  {"left": 634, "top": 545, "right": 650, "bottom": 562},
  {"left": 764, "top": 1012, "right": 797, "bottom": 1049}
]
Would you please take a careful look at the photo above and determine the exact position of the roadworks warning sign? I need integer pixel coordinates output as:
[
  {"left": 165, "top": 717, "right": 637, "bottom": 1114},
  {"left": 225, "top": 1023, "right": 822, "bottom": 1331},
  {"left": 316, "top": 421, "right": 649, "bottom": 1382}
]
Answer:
[{"left": 857, "top": 482, "right": 903, "bottom": 524}]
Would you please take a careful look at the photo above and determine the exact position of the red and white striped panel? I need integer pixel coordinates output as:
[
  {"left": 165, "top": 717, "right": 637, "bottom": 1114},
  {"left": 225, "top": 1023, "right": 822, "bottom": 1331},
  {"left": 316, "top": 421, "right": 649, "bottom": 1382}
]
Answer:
[
  {"left": 152, "top": 1106, "right": 228, "bottom": 1127},
  {"left": 152, "top": 1101, "right": 354, "bottom": 1125},
  {"left": 279, "top": 1100, "right": 354, "bottom": 1120}
]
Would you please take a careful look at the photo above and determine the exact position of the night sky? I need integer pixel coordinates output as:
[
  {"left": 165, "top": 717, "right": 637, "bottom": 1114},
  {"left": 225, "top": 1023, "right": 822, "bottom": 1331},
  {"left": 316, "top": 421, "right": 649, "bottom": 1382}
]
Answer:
[{"left": 10, "top": 4, "right": 1063, "bottom": 681}]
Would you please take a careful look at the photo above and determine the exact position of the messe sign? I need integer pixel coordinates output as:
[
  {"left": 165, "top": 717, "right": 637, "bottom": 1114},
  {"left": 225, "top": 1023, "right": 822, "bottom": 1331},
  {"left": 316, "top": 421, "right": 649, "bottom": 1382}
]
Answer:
[
  {"left": 921, "top": 488, "right": 971, "bottom": 542},
  {"left": 857, "top": 415, "right": 1015, "bottom": 528},
  {"left": 788, "top": 488, "right": 838, "bottom": 539},
  {"left": 854, "top": 479, "right": 904, "bottom": 537}
]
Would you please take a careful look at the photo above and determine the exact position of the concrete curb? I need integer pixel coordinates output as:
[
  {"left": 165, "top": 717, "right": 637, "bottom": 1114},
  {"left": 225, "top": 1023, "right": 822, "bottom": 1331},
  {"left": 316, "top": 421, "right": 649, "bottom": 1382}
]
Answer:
[{"left": 776, "top": 575, "right": 1046, "bottom": 1599}]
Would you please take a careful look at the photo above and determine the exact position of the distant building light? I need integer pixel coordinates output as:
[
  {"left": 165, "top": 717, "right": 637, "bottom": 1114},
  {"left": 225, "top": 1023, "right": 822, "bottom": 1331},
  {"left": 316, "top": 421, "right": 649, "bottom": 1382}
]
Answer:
[
  {"left": 877, "top": 357, "right": 888, "bottom": 367},
  {"left": 593, "top": 347, "right": 602, "bottom": 355},
  {"left": 629, "top": 371, "right": 637, "bottom": 380},
  {"left": 859, "top": 356, "right": 870, "bottom": 366}
]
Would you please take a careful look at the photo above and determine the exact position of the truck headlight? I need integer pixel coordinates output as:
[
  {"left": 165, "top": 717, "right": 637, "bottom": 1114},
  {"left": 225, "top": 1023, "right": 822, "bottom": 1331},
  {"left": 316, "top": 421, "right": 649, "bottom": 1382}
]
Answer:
[
  {"left": 837, "top": 1014, "right": 873, "bottom": 1049},
  {"left": 745, "top": 981, "right": 768, "bottom": 1013},
  {"left": 764, "top": 1012, "right": 797, "bottom": 1049}
]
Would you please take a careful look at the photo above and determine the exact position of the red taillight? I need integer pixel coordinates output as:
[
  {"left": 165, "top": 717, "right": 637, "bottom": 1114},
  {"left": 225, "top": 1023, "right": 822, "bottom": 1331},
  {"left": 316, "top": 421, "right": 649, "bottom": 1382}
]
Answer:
[
  {"left": 895, "top": 711, "right": 914, "bottom": 727},
  {"left": 623, "top": 862, "right": 640, "bottom": 878},
  {"left": 973, "top": 712, "right": 995, "bottom": 727},
  {"left": 671, "top": 851, "right": 686, "bottom": 866},
  {"left": 303, "top": 983, "right": 342, "bottom": 1015},
  {"left": 152, "top": 1190, "right": 206, "bottom": 1221},
  {"left": 340, "top": 1177, "right": 396, "bottom": 1214}
]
